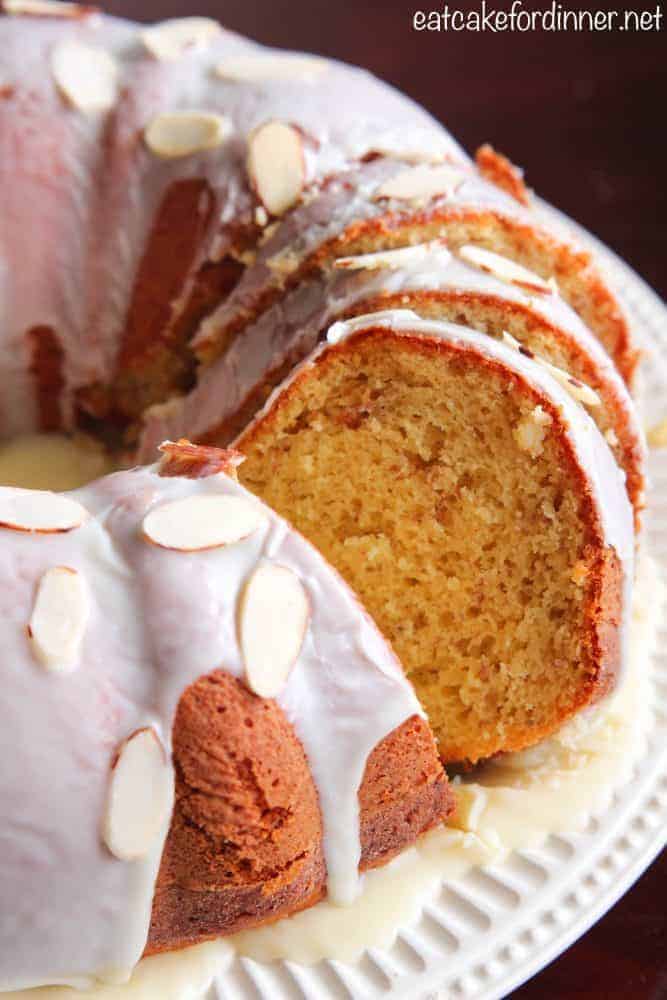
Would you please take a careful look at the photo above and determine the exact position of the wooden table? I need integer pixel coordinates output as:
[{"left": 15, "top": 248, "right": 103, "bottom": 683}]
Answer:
[{"left": 105, "top": 2, "right": 667, "bottom": 994}]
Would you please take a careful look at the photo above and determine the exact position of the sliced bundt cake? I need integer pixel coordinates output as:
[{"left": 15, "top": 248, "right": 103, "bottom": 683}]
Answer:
[
  {"left": 236, "top": 312, "right": 634, "bottom": 764},
  {"left": 140, "top": 241, "right": 645, "bottom": 524},
  {"left": 190, "top": 156, "right": 635, "bottom": 381},
  {"left": 0, "top": 6, "right": 642, "bottom": 987},
  {"left": 0, "top": 440, "right": 451, "bottom": 990}
]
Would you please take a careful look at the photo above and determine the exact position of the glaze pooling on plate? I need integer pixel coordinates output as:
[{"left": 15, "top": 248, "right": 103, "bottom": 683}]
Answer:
[{"left": 0, "top": 458, "right": 420, "bottom": 990}]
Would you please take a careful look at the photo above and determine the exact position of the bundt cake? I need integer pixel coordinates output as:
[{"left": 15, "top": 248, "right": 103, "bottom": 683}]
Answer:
[
  {"left": 0, "top": 439, "right": 451, "bottom": 990},
  {"left": 236, "top": 311, "right": 635, "bottom": 762},
  {"left": 0, "top": 2, "right": 643, "bottom": 988}
]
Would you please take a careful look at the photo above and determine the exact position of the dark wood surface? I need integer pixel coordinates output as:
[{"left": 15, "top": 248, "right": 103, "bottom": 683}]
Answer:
[{"left": 104, "top": 3, "right": 666, "bottom": 995}]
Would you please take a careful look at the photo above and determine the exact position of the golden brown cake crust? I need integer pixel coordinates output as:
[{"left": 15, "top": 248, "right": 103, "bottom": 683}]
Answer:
[
  {"left": 475, "top": 144, "right": 531, "bottom": 207},
  {"left": 146, "top": 671, "right": 452, "bottom": 954}
]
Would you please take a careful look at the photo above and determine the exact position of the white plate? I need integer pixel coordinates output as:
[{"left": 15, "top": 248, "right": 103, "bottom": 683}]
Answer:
[{"left": 209, "top": 208, "right": 667, "bottom": 1000}]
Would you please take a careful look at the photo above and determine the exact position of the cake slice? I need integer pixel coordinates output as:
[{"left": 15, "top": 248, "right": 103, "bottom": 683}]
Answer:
[{"left": 236, "top": 311, "right": 634, "bottom": 763}]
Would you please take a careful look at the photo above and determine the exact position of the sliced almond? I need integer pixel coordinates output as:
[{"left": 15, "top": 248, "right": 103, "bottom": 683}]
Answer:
[
  {"left": 103, "top": 728, "right": 172, "bottom": 862},
  {"left": 51, "top": 40, "right": 118, "bottom": 113},
  {"left": 541, "top": 363, "right": 602, "bottom": 408},
  {"left": 0, "top": 489, "right": 88, "bottom": 532},
  {"left": 373, "top": 164, "right": 466, "bottom": 204},
  {"left": 459, "top": 245, "right": 551, "bottom": 295},
  {"left": 334, "top": 240, "right": 450, "bottom": 272},
  {"left": 247, "top": 121, "right": 305, "bottom": 217},
  {"left": 28, "top": 566, "right": 88, "bottom": 672},
  {"left": 144, "top": 111, "right": 231, "bottom": 159},
  {"left": 353, "top": 142, "right": 446, "bottom": 166},
  {"left": 143, "top": 493, "right": 264, "bottom": 551},
  {"left": 216, "top": 52, "right": 328, "bottom": 83},
  {"left": 3, "top": 0, "right": 93, "bottom": 15},
  {"left": 140, "top": 17, "right": 221, "bottom": 61},
  {"left": 502, "top": 330, "right": 531, "bottom": 355},
  {"left": 240, "top": 564, "right": 309, "bottom": 698},
  {"left": 157, "top": 440, "right": 245, "bottom": 480},
  {"left": 502, "top": 332, "right": 601, "bottom": 408}
]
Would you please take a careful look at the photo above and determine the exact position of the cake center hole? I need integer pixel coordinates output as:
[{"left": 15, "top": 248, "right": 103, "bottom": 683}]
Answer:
[{"left": 0, "top": 433, "right": 120, "bottom": 491}]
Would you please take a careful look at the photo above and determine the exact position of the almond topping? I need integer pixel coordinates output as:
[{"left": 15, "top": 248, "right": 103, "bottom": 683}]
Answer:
[
  {"left": 3, "top": 0, "right": 93, "bottom": 15},
  {"left": 143, "top": 493, "right": 264, "bottom": 551},
  {"left": 28, "top": 566, "right": 88, "bottom": 671},
  {"left": 157, "top": 440, "right": 245, "bottom": 480},
  {"left": 459, "top": 245, "right": 551, "bottom": 294},
  {"left": 216, "top": 52, "right": 328, "bottom": 83},
  {"left": 502, "top": 332, "right": 601, "bottom": 408},
  {"left": 140, "top": 17, "right": 222, "bottom": 61},
  {"left": 541, "top": 364, "right": 601, "bottom": 408},
  {"left": 103, "top": 729, "right": 172, "bottom": 862},
  {"left": 240, "top": 564, "right": 310, "bottom": 698},
  {"left": 334, "top": 240, "right": 450, "bottom": 272},
  {"left": 373, "top": 164, "right": 466, "bottom": 203},
  {"left": 144, "top": 111, "right": 231, "bottom": 159},
  {"left": 0, "top": 488, "right": 88, "bottom": 532},
  {"left": 50, "top": 40, "right": 118, "bottom": 113},
  {"left": 247, "top": 121, "right": 305, "bottom": 216}
]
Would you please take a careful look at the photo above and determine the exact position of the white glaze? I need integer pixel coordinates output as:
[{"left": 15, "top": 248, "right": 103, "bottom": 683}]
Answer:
[
  {"left": 4, "top": 552, "right": 657, "bottom": 1000},
  {"left": 0, "top": 454, "right": 420, "bottom": 990}
]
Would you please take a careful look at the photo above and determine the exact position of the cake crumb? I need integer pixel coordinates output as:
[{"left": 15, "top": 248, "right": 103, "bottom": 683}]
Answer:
[{"left": 514, "top": 405, "right": 552, "bottom": 457}]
